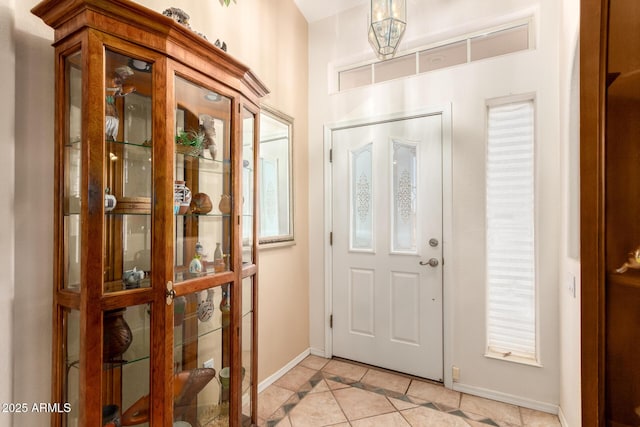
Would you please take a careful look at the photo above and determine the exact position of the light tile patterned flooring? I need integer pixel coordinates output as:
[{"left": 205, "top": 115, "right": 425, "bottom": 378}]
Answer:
[{"left": 257, "top": 356, "right": 561, "bottom": 427}]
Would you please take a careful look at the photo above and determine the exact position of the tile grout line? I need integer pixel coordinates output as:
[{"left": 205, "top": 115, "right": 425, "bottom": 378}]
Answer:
[
  {"left": 263, "top": 358, "right": 549, "bottom": 427},
  {"left": 327, "top": 383, "right": 352, "bottom": 427}
]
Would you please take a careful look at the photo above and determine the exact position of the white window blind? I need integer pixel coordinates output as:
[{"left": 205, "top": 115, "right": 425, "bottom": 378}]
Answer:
[{"left": 486, "top": 99, "right": 536, "bottom": 360}]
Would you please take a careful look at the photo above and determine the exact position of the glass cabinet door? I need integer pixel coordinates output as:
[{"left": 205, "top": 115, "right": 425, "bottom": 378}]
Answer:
[
  {"left": 106, "top": 303, "right": 152, "bottom": 427},
  {"left": 64, "top": 51, "right": 82, "bottom": 292},
  {"left": 241, "top": 277, "right": 255, "bottom": 425},
  {"left": 61, "top": 51, "right": 83, "bottom": 425},
  {"left": 173, "top": 76, "right": 232, "bottom": 283},
  {"left": 172, "top": 284, "right": 231, "bottom": 426},
  {"left": 101, "top": 49, "right": 154, "bottom": 426},
  {"left": 242, "top": 109, "right": 255, "bottom": 265},
  {"left": 103, "top": 49, "right": 153, "bottom": 294}
]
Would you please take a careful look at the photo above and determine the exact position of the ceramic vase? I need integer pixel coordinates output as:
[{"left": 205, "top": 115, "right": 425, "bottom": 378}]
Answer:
[
  {"left": 189, "top": 193, "right": 212, "bottom": 214},
  {"left": 189, "top": 256, "right": 202, "bottom": 276},
  {"left": 103, "top": 309, "right": 133, "bottom": 362},
  {"left": 213, "top": 243, "right": 224, "bottom": 273},
  {"left": 102, "top": 404, "right": 121, "bottom": 427},
  {"left": 218, "top": 194, "right": 231, "bottom": 214},
  {"left": 174, "top": 181, "right": 192, "bottom": 215},
  {"left": 105, "top": 96, "right": 119, "bottom": 141}
]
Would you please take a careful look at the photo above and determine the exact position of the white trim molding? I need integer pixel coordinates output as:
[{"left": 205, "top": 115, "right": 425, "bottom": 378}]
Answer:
[
  {"left": 557, "top": 406, "right": 570, "bottom": 427},
  {"left": 453, "top": 382, "right": 559, "bottom": 415},
  {"left": 257, "top": 348, "right": 311, "bottom": 393}
]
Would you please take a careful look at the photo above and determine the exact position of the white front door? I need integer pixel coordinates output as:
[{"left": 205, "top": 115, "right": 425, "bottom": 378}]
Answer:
[{"left": 331, "top": 114, "right": 443, "bottom": 381}]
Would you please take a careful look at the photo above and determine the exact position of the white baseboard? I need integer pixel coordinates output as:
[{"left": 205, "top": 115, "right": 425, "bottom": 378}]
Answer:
[
  {"left": 257, "top": 348, "right": 311, "bottom": 393},
  {"left": 452, "top": 382, "right": 559, "bottom": 415},
  {"left": 309, "top": 347, "right": 327, "bottom": 358},
  {"left": 558, "top": 406, "right": 570, "bottom": 427}
]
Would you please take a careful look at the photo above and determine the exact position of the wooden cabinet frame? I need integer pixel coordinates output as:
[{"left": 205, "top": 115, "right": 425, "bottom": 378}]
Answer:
[
  {"left": 32, "top": 1, "right": 268, "bottom": 425},
  {"left": 581, "top": 0, "right": 640, "bottom": 425}
]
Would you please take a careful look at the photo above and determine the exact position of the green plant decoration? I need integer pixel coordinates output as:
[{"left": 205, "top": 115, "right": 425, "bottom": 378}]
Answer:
[
  {"left": 219, "top": 0, "right": 237, "bottom": 6},
  {"left": 176, "top": 129, "right": 205, "bottom": 149}
]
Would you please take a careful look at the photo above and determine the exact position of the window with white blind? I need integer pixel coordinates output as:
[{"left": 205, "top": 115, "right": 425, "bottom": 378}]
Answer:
[{"left": 485, "top": 97, "right": 537, "bottom": 363}]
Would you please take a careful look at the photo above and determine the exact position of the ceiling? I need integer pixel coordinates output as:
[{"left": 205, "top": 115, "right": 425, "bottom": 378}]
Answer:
[{"left": 294, "top": 0, "right": 367, "bottom": 23}]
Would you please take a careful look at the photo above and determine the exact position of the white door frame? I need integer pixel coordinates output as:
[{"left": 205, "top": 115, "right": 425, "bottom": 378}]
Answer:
[{"left": 323, "top": 105, "right": 454, "bottom": 388}]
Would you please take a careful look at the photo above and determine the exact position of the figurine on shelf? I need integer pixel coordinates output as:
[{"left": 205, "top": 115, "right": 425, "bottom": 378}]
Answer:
[
  {"left": 199, "top": 114, "right": 217, "bottom": 160},
  {"left": 162, "top": 7, "right": 208, "bottom": 40},
  {"left": 174, "top": 181, "right": 192, "bottom": 214},
  {"left": 189, "top": 242, "right": 204, "bottom": 277},
  {"left": 616, "top": 246, "right": 640, "bottom": 273},
  {"left": 102, "top": 404, "right": 120, "bottom": 427},
  {"left": 214, "top": 243, "right": 225, "bottom": 273},
  {"left": 214, "top": 39, "right": 227, "bottom": 52},
  {"left": 105, "top": 65, "right": 136, "bottom": 141},
  {"left": 121, "top": 368, "right": 216, "bottom": 426},
  {"left": 197, "top": 288, "right": 214, "bottom": 322},
  {"left": 105, "top": 96, "right": 119, "bottom": 142},
  {"left": 189, "top": 255, "right": 202, "bottom": 276},
  {"left": 162, "top": 7, "right": 190, "bottom": 27},
  {"left": 122, "top": 267, "right": 145, "bottom": 289},
  {"left": 218, "top": 194, "right": 231, "bottom": 214},
  {"left": 190, "top": 192, "right": 213, "bottom": 214},
  {"left": 103, "top": 309, "right": 133, "bottom": 363}
]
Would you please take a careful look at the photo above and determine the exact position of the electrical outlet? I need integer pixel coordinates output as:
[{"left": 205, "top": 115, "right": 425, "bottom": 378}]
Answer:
[
  {"left": 452, "top": 366, "right": 460, "bottom": 382},
  {"left": 204, "top": 358, "right": 214, "bottom": 369}
]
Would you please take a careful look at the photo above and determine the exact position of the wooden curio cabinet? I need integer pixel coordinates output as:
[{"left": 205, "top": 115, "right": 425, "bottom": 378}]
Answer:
[{"left": 31, "top": 1, "right": 267, "bottom": 425}]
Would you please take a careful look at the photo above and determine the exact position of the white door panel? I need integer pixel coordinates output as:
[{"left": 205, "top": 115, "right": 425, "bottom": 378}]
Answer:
[{"left": 332, "top": 114, "right": 443, "bottom": 381}]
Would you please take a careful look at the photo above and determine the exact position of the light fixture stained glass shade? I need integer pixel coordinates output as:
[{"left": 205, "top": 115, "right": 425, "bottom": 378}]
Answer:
[{"left": 369, "top": 0, "right": 407, "bottom": 60}]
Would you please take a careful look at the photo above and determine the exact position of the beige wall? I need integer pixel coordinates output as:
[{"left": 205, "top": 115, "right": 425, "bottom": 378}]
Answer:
[{"left": 4, "top": 0, "right": 308, "bottom": 424}]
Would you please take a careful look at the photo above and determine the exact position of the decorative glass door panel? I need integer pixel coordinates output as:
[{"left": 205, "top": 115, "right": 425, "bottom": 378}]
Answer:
[
  {"left": 350, "top": 143, "right": 374, "bottom": 252},
  {"left": 172, "top": 285, "right": 230, "bottom": 426},
  {"left": 104, "top": 49, "right": 153, "bottom": 293},
  {"left": 391, "top": 139, "right": 418, "bottom": 254},
  {"left": 64, "top": 52, "right": 82, "bottom": 291},
  {"left": 107, "top": 303, "right": 152, "bottom": 427},
  {"left": 242, "top": 109, "right": 255, "bottom": 264},
  {"left": 174, "top": 76, "right": 232, "bottom": 283}
]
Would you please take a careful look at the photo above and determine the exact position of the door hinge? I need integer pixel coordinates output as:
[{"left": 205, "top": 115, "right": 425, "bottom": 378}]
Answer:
[
  {"left": 330, "top": 314, "right": 333, "bottom": 328},
  {"left": 329, "top": 232, "right": 333, "bottom": 245},
  {"left": 329, "top": 149, "right": 333, "bottom": 163}
]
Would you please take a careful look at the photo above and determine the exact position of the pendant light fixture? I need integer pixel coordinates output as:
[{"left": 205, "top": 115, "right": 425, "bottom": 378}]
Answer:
[{"left": 368, "top": 0, "right": 407, "bottom": 60}]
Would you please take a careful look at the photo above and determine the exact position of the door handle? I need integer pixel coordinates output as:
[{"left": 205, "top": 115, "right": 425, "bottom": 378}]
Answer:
[{"left": 420, "top": 258, "right": 439, "bottom": 267}]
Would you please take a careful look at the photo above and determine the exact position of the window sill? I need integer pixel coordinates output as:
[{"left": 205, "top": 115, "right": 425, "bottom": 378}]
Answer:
[
  {"left": 484, "top": 352, "right": 543, "bottom": 368},
  {"left": 259, "top": 240, "right": 296, "bottom": 250}
]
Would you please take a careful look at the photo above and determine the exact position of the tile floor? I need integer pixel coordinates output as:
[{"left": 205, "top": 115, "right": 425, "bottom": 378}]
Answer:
[{"left": 257, "top": 356, "right": 561, "bottom": 427}]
